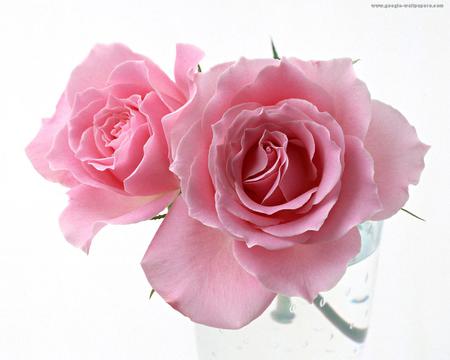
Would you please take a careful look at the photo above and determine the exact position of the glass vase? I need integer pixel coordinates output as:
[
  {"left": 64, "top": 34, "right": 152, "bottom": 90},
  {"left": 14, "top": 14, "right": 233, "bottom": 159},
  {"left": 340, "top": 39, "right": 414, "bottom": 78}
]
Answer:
[{"left": 195, "top": 221, "right": 383, "bottom": 359}]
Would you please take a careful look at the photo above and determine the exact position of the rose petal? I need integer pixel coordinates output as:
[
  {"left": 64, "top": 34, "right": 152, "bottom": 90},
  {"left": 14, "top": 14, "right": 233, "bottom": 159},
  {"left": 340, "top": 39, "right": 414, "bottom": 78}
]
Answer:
[
  {"left": 174, "top": 43, "right": 204, "bottom": 98},
  {"left": 311, "top": 136, "right": 382, "bottom": 243},
  {"left": 278, "top": 142, "right": 317, "bottom": 201},
  {"left": 141, "top": 197, "right": 275, "bottom": 329},
  {"left": 233, "top": 227, "right": 361, "bottom": 301},
  {"left": 216, "top": 190, "right": 307, "bottom": 250},
  {"left": 276, "top": 99, "right": 346, "bottom": 154},
  {"left": 48, "top": 126, "right": 123, "bottom": 191},
  {"left": 111, "top": 122, "right": 149, "bottom": 181},
  {"left": 106, "top": 60, "right": 152, "bottom": 94},
  {"left": 164, "top": 62, "right": 233, "bottom": 160},
  {"left": 26, "top": 94, "right": 78, "bottom": 187},
  {"left": 202, "top": 58, "right": 278, "bottom": 132},
  {"left": 170, "top": 86, "right": 253, "bottom": 229},
  {"left": 183, "top": 148, "right": 220, "bottom": 227},
  {"left": 231, "top": 59, "right": 333, "bottom": 114},
  {"left": 365, "top": 100, "right": 429, "bottom": 220},
  {"left": 67, "top": 43, "right": 146, "bottom": 105},
  {"left": 261, "top": 186, "right": 339, "bottom": 237},
  {"left": 108, "top": 58, "right": 185, "bottom": 111},
  {"left": 303, "top": 121, "right": 342, "bottom": 204},
  {"left": 59, "top": 185, "right": 177, "bottom": 253},
  {"left": 76, "top": 127, "right": 105, "bottom": 163},
  {"left": 124, "top": 93, "right": 179, "bottom": 196},
  {"left": 242, "top": 142, "right": 269, "bottom": 180},
  {"left": 69, "top": 96, "right": 105, "bottom": 151},
  {"left": 290, "top": 58, "right": 371, "bottom": 139}
]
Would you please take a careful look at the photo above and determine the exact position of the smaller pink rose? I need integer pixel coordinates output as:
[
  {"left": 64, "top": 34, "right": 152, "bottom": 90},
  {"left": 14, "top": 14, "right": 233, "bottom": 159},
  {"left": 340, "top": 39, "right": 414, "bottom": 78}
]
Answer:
[{"left": 26, "top": 43, "right": 203, "bottom": 252}]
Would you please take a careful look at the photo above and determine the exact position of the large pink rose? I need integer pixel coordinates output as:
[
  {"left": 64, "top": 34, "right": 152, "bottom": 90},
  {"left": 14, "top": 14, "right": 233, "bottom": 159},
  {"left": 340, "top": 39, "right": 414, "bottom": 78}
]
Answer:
[
  {"left": 26, "top": 43, "right": 203, "bottom": 252},
  {"left": 142, "top": 57, "right": 429, "bottom": 328}
]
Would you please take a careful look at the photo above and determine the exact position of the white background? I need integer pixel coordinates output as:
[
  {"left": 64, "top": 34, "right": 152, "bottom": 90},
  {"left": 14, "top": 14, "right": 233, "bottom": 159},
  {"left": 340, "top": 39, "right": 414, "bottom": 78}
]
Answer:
[{"left": 0, "top": 0, "right": 449, "bottom": 359}]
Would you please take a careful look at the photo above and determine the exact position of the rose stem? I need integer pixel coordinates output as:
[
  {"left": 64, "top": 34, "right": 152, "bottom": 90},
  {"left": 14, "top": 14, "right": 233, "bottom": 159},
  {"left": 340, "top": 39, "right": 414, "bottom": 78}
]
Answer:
[{"left": 313, "top": 294, "right": 368, "bottom": 343}]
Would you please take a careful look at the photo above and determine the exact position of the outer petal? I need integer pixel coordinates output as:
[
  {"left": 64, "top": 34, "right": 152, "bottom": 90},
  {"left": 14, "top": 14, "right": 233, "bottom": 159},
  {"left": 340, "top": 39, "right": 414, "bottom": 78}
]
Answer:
[
  {"left": 67, "top": 43, "right": 146, "bottom": 105},
  {"left": 233, "top": 227, "right": 361, "bottom": 302},
  {"left": 231, "top": 59, "right": 333, "bottom": 114},
  {"left": 174, "top": 43, "right": 204, "bottom": 98},
  {"left": 26, "top": 94, "right": 78, "bottom": 187},
  {"left": 59, "top": 185, "right": 177, "bottom": 253},
  {"left": 124, "top": 92, "right": 179, "bottom": 196},
  {"left": 164, "top": 62, "right": 232, "bottom": 160},
  {"left": 107, "top": 58, "right": 185, "bottom": 111},
  {"left": 202, "top": 58, "right": 280, "bottom": 132},
  {"left": 141, "top": 197, "right": 275, "bottom": 329},
  {"left": 167, "top": 64, "right": 233, "bottom": 227},
  {"left": 311, "top": 136, "right": 382, "bottom": 243},
  {"left": 365, "top": 100, "right": 429, "bottom": 220},
  {"left": 106, "top": 60, "right": 152, "bottom": 93},
  {"left": 290, "top": 58, "right": 371, "bottom": 139}
]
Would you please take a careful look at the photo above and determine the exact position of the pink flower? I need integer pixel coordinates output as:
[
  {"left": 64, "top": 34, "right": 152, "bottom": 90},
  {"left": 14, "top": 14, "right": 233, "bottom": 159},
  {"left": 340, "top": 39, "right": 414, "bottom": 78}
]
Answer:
[
  {"left": 26, "top": 43, "right": 203, "bottom": 252},
  {"left": 142, "top": 57, "right": 429, "bottom": 328}
]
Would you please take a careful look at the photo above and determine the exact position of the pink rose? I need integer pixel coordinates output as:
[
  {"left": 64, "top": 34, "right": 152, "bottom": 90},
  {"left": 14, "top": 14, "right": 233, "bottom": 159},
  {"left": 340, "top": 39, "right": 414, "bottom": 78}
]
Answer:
[
  {"left": 26, "top": 43, "right": 203, "bottom": 252},
  {"left": 142, "top": 57, "right": 429, "bottom": 328}
]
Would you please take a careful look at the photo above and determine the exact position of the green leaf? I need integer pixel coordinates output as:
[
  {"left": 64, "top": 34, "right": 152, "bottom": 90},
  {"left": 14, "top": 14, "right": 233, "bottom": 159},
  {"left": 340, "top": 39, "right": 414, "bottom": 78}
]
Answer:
[
  {"left": 270, "top": 38, "right": 280, "bottom": 60},
  {"left": 352, "top": 58, "right": 360, "bottom": 64},
  {"left": 401, "top": 208, "right": 425, "bottom": 221}
]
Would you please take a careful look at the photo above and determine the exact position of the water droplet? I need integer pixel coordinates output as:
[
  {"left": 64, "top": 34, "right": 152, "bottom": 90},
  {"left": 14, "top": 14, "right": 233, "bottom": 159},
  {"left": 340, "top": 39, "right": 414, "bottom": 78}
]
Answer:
[
  {"left": 351, "top": 294, "right": 370, "bottom": 304},
  {"left": 289, "top": 304, "right": 296, "bottom": 313},
  {"left": 349, "top": 323, "right": 354, "bottom": 330},
  {"left": 319, "top": 298, "right": 326, "bottom": 307}
]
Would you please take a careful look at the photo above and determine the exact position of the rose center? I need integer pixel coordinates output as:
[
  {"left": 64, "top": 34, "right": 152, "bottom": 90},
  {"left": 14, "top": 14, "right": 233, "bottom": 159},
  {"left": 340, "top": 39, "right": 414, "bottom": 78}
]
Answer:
[
  {"left": 241, "top": 130, "right": 318, "bottom": 207},
  {"left": 100, "top": 110, "right": 131, "bottom": 150}
]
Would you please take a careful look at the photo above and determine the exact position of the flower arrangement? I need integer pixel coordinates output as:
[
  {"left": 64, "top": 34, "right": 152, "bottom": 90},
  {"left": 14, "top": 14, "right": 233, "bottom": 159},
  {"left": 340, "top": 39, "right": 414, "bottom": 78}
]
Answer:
[{"left": 26, "top": 42, "right": 428, "bottom": 329}]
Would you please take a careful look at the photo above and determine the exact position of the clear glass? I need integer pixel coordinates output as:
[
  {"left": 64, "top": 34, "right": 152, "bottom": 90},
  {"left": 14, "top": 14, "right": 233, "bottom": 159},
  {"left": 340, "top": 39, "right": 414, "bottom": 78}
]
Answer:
[{"left": 195, "top": 221, "right": 383, "bottom": 360}]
